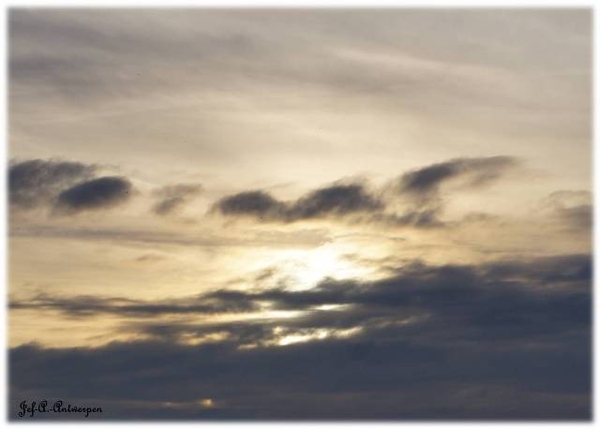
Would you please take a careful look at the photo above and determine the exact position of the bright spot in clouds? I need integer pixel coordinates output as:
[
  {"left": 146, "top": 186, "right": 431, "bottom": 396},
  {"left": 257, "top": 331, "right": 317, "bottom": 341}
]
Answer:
[
  {"left": 279, "top": 244, "right": 373, "bottom": 290},
  {"left": 198, "top": 399, "right": 215, "bottom": 408}
]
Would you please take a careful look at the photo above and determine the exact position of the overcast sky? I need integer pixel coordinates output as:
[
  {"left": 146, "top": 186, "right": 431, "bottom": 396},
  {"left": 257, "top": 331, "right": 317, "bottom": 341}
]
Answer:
[{"left": 8, "top": 8, "right": 591, "bottom": 420}]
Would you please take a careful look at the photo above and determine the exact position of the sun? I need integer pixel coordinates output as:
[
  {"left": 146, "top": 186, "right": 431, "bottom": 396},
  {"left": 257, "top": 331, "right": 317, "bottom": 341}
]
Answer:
[
  {"left": 287, "top": 244, "right": 370, "bottom": 290},
  {"left": 242, "top": 241, "right": 378, "bottom": 293}
]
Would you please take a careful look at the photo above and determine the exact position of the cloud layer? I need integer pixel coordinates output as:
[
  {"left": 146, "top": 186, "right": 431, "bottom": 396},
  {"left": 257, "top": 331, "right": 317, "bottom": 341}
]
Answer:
[{"left": 9, "top": 253, "right": 591, "bottom": 419}]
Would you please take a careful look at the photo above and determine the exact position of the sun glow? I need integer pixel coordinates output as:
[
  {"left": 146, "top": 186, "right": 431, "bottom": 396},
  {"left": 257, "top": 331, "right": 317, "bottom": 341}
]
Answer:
[
  {"left": 275, "top": 326, "right": 363, "bottom": 346},
  {"left": 198, "top": 399, "right": 215, "bottom": 408},
  {"left": 276, "top": 244, "right": 372, "bottom": 290}
]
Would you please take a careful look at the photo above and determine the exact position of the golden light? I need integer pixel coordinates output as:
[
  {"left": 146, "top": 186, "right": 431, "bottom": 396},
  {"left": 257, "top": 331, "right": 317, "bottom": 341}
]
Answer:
[
  {"left": 275, "top": 326, "right": 363, "bottom": 347},
  {"left": 198, "top": 398, "right": 215, "bottom": 408}
]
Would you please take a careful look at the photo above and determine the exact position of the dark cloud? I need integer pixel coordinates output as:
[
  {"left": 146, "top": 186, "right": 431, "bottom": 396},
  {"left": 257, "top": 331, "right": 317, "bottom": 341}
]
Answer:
[
  {"left": 12, "top": 253, "right": 590, "bottom": 336},
  {"left": 214, "top": 158, "right": 518, "bottom": 227},
  {"left": 10, "top": 253, "right": 590, "bottom": 419},
  {"left": 9, "top": 159, "right": 96, "bottom": 209},
  {"left": 9, "top": 159, "right": 137, "bottom": 216},
  {"left": 215, "top": 190, "right": 287, "bottom": 220},
  {"left": 288, "top": 184, "right": 383, "bottom": 219},
  {"left": 9, "top": 341, "right": 589, "bottom": 419},
  {"left": 398, "top": 156, "right": 518, "bottom": 199},
  {"left": 374, "top": 156, "right": 519, "bottom": 227},
  {"left": 152, "top": 183, "right": 203, "bottom": 216},
  {"left": 214, "top": 184, "right": 382, "bottom": 222},
  {"left": 10, "top": 291, "right": 258, "bottom": 318},
  {"left": 400, "top": 162, "right": 457, "bottom": 196},
  {"left": 482, "top": 253, "right": 591, "bottom": 288},
  {"left": 54, "top": 176, "right": 133, "bottom": 214}
]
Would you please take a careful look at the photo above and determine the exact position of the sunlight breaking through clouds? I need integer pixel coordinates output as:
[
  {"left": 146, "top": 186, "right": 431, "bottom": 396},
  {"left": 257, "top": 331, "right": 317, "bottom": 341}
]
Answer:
[{"left": 8, "top": 8, "right": 591, "bottom": 421}]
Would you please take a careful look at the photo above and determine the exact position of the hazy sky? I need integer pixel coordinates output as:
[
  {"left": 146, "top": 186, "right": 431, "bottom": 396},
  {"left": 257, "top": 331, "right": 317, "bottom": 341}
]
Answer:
[{"left": 9, "top": 8, "right": 591, "bottom": 420}]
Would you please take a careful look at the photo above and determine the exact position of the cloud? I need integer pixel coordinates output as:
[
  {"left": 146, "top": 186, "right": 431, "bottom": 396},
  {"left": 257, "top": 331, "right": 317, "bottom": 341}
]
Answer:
[
  {"left": 10, "top": 291, "right": 258, "bottom": 318},
  {"left": 152, "top": 183, "right": 203, "bottom": 216},
  {"left": 9, "top": 159, "right": 96, "bottom": 209},
  {"left": 10, "top": 223, "right": 329, "bottom": 249},
  {"left": 9, "top": 339, "right": 590, "bottom": 419},
  {"left": 397, "top": 156, "right": 518, "bottom": 200},
  {"left": 9, "top": 253, "right": 590, "bottom": 419},
  {"left": 12, "top": 252, "right": 591, "bottom": 346},
  {"left": 289, "top": 184, "right": 383, "bottom": 220},
  {"left": 371, "top": 209, "right": 445, "bottom": 228},
  {"left": 214, "top": 158, "right": 517, "bottom": 227},
  {"left": 9, "top": 159, "right": 136, "bottom": 216},
  {"left": 11, "top": 253, "right": 590, "bottom": 331},
  {"left": 6, "top": 10, "right": 591, "bottom": 421},
  {"left": 214, "top": 183, "right": 383, "bottom": 223},
  {"left": 371, "top": 156, "right": 520, "bottom": 227},
  {"left": 215, "top": 190, "right": 287, "bottom": 220},
  {"left": 9, "top": 9, "right": 590, "bottom": 129},
  {"left": 54, "top": 176, "right": 133, "bottom": 214},
  {"left": 543, "top": 190, "right": 592, "bottom": 232}
]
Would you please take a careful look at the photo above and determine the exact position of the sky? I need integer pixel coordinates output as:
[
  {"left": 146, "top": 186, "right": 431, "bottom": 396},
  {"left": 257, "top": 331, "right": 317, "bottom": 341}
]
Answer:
[{"left": 8, "top": 8, "right": 592, "bottom": 420}]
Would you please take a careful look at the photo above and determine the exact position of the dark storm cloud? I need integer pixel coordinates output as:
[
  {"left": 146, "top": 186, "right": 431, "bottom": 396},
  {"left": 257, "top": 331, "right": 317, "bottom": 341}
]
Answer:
[
  {"left": 398, "top": 156, "right": 518, "bottom": 199},
  {"left": 10, "top": 254, "right": 591, "bottom": 355},
  {"left": 54, "top": 176, "right": 133, "bottom": 214},
  {"left": 207, "top": 254, "right": 591, "bottom": 344},
  {"left": 482, "top": 253, "right": 591, "bottom": 288},
  {"left": 214, "top": 183, "right": 383, "bottom": 222},
  {"left": 9, "top": 159, "right": 96, "bottom": 209},
  {"left": 9, "top": 252, "right": 591, "bottom": 419},
  {"left": 152, "top": 183, "right": 203, "bottom": 216},
  {"left": 9, "top": 341, "right": 590, "bottom": 419}
]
